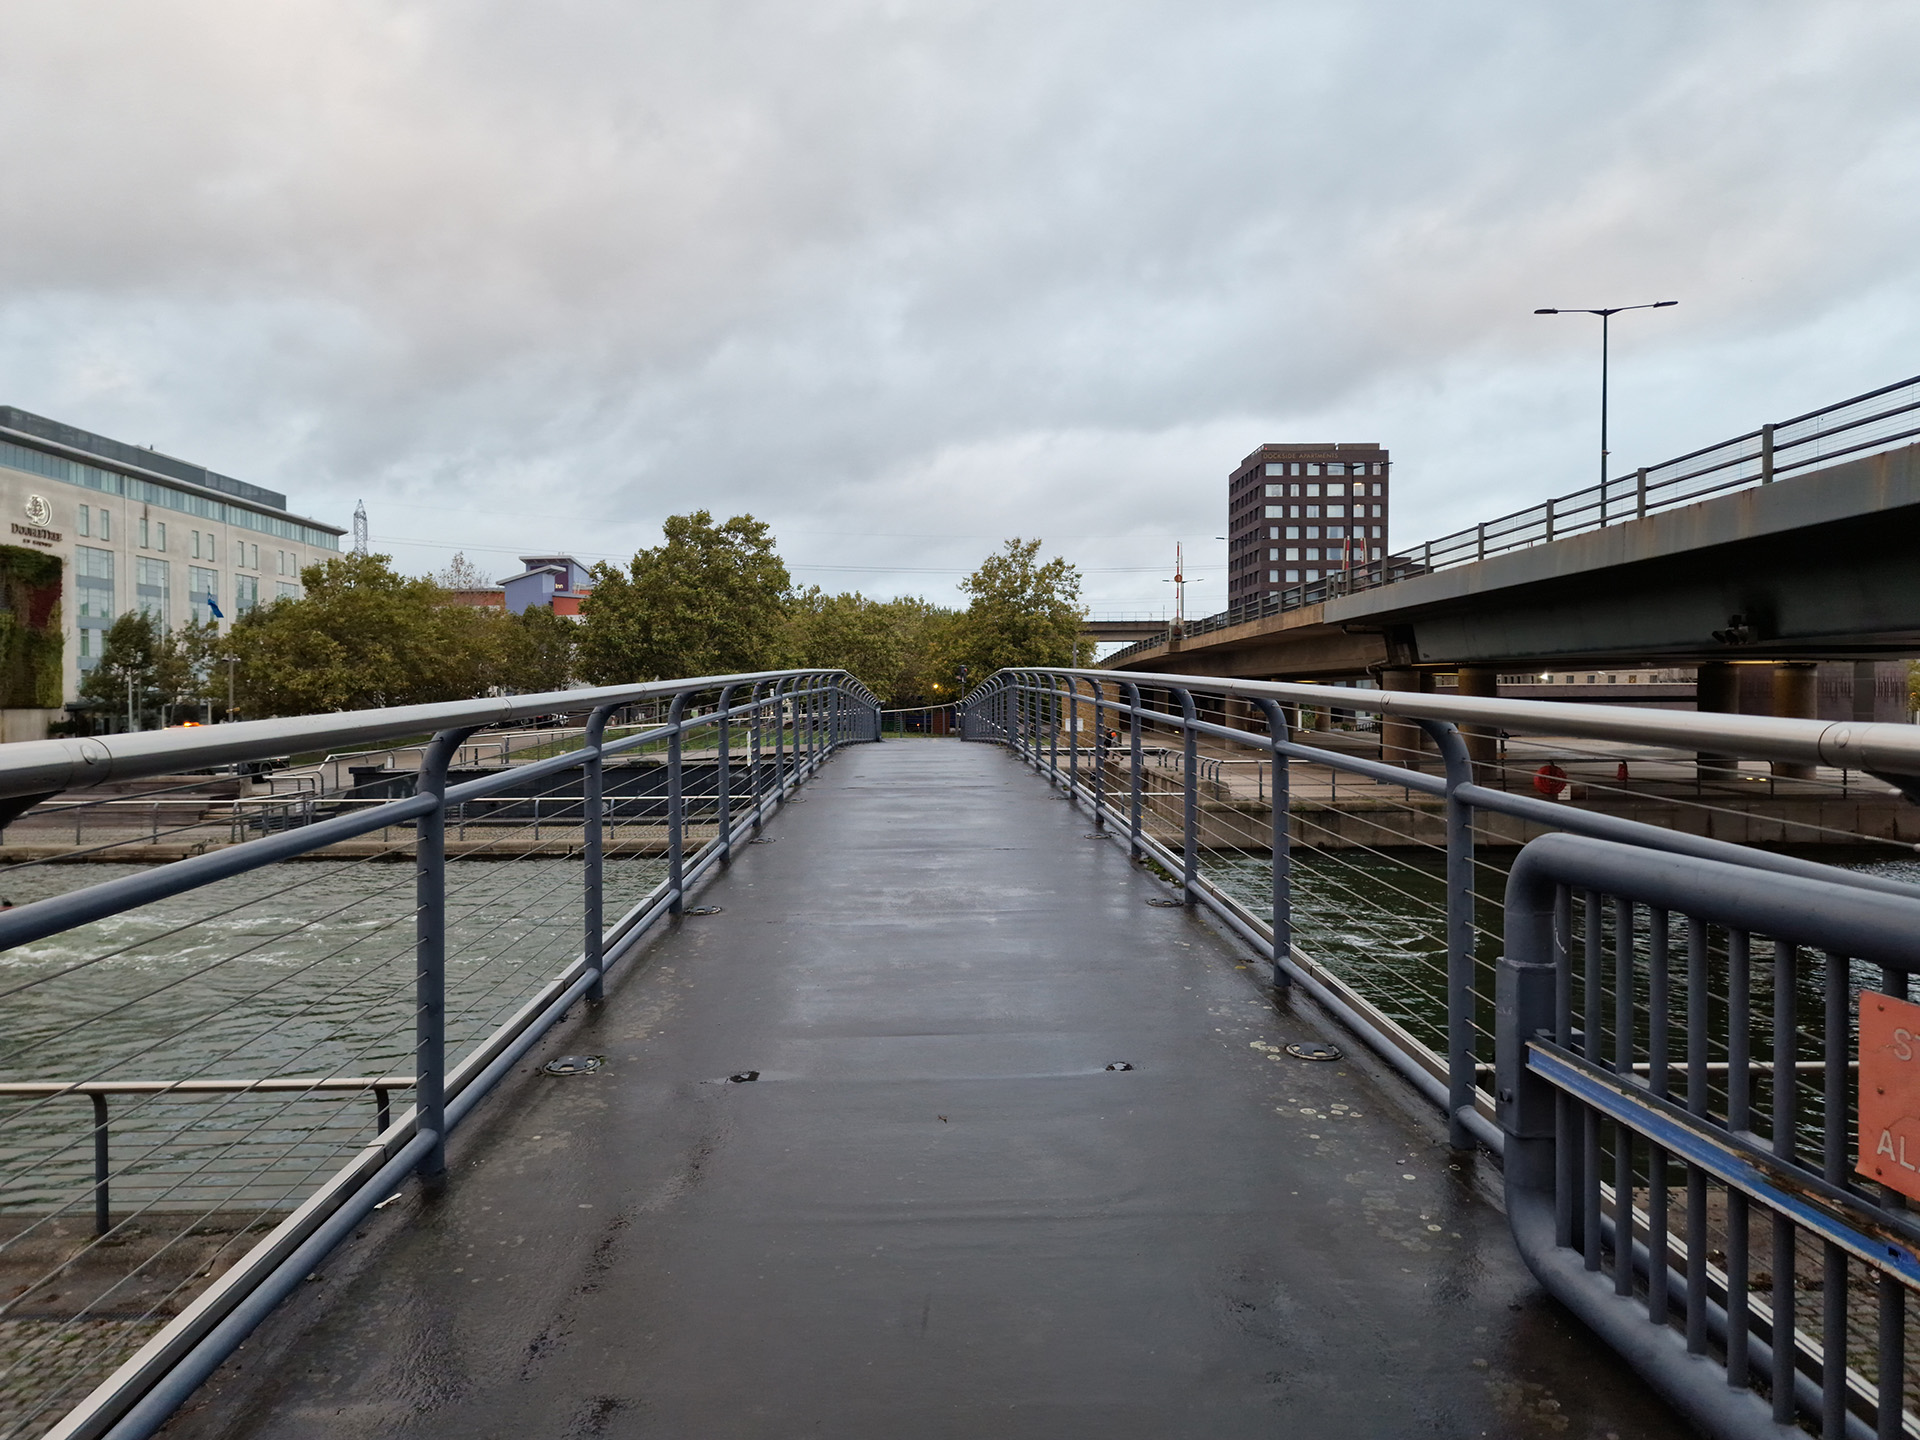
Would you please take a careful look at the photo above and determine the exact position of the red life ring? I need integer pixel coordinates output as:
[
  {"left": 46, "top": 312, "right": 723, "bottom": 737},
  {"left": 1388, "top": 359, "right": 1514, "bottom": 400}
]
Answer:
[{"left": 1533, "top": 762, "right": 1568, "bottom": 798}]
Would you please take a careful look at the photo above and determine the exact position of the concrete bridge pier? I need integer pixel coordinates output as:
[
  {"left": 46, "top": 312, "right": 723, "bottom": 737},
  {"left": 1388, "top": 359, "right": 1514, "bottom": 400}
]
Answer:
[
  {"left": 1453, "top": 666, "right": 1500, "bottom": 777},
  {"left": 1378, "top": 667, "right": 1429, "bottom": 769},
  {"left": 1694, "top": 661, "right": 1740, "bottom": 780},
  {"left": 1771, "top": 662, "right": 1819, "bottom": 779}
]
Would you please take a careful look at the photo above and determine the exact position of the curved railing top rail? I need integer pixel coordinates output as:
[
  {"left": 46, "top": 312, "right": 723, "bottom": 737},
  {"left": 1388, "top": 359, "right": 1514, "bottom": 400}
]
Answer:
[
  {"left": 970, "top": 666, "right": 1920, "bottom": 779},
  {"left": 0, "top": 669, "right": 876, "bottom": 801}
]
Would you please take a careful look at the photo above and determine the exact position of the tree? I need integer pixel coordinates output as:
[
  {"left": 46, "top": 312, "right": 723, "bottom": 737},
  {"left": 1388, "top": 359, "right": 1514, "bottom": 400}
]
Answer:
[
  {"left": 78, "top": 611, "right": 163, "bottom": 727},
  {"left": 435, "top": 552, "right": 493, "bottom": 589},
  {"left": 508, "top": 603, "right": 578, "bottom": 693},
  {"left": 946, "top": 538, "right": 1090, "bottom": 683},
  {"left": 577, "top": 511, "right": 791, "bottom": 683},
  {"left": 785, "top": 589, "right": 961, "bottom": 707}
]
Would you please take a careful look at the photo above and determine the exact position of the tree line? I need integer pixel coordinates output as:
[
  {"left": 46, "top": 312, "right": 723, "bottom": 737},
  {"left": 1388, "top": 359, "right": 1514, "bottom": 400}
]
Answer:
[{"left": 77, "top": 512, "right": 1089, "bottom": 724}]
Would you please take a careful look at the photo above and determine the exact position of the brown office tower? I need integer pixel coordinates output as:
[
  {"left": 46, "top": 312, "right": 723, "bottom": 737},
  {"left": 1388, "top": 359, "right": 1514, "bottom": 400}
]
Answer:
[{"left": 1226, "top": 443, "right": 1390, "bottom": 609}]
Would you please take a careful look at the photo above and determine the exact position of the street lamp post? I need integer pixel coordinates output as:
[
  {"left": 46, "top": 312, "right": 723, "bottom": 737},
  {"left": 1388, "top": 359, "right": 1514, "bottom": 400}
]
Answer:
[{"left": 1534, "top": 301, "right": 1677, "bottom": 520}]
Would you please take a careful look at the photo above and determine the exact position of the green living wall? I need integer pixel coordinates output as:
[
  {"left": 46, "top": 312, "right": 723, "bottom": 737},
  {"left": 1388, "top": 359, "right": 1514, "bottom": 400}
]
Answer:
[{"left": 0, "top": 543, "right": 63, "bottom": 707}]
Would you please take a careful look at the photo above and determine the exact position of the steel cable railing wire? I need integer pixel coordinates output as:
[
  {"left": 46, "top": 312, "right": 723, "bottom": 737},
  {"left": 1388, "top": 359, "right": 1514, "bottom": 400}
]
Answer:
[{"left": 0, "top": 672, "right": 874, "bottom": 1440}]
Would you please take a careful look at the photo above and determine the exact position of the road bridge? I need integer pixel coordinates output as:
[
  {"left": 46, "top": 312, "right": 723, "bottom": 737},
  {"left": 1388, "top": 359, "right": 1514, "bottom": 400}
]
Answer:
[{"left": 1108, "top": 440, "right": 1920, "bottom": 687}]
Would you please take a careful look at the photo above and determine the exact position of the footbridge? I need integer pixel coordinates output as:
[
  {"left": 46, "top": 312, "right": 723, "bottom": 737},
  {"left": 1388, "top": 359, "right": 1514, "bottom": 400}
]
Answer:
[{"left": 7, "top": 670, "right": 1920, "bottom": 1438}]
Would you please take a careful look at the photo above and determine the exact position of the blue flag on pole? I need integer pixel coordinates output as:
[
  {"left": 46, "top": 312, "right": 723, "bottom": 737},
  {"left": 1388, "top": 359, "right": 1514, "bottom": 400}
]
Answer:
[{"left": 206, "top": 597, "right": 225, "bottom": 619}]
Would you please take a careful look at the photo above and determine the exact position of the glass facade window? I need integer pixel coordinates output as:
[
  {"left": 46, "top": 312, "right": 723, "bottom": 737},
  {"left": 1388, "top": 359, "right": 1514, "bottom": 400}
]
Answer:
[
  {"left": 1305, "top": 548, "right": 1320, "bottom": 561},
  {"left": 1306, "top": 526, "right": 1320, "bottom": 539},
  {"left": 76, "top": 546, "right": 114, "bottom": 673},
  {"left": 77, "top": 503, "right": 89, "bottom": 537},
  {"left": 1328, "top": 482, "right": 1345, "bottom": 496},
  {"left": 1328, "top": 505, "right": 1345, "bottom": 518},
  {"left": 139, "top": 516, "right": 148, "bottom": 548},
  {"left": 189, "top": 566, "right": 219, "bottom": 625},
  {"left": 1267, "top": 570, "right": 1278, "bottom": 583},
  {"left": 1305, "top": 505, "right": 1319, "bottom": 518},
  {"left": 157, "top": 522, "right": 166, "bottom": 551},
  {"left": 1306, "top": 463, "right": 1321, "bottom": 476},
  {"left": 1306, "top": 483, "right": 1321, "bottom": 497},
  {"left": 1372, "top": 548, "right": 1382, "bottom": 560},
  {"left": 1264, "top": 505, "right": 1284, "bottom": 519},
  {"left": 277, "top": 582, "right": 300, "bottom": 600},
  {"left": 1285, "top": 548, "right": 1299, "bottom": 561},
  {"left": 236, "top": 575, "right": 259, "bottom": 614},
  {"left": 1284, "top": 569, "right": 1300, "bottom": 582},
  {"left": 1264, "top": 483, "right": 1284, "bottom": 497},
  {"left": 0, "top": 438, "right": 342, "bottom": 549},
  {"left": 1306, "top": 569, "right": 1320, "bottom": 580},
  {"left": 1327, "top": 462, "right": 1346, "bottom": 476},
  {"left": 136, "top": 557, "right": 169, "bottom": 626},
  {"left": 1284, "top": 526, "right": 1299, "bottom": 539},
  {"left": 99, "top": 509, "right": 110, "bottom": 541}
]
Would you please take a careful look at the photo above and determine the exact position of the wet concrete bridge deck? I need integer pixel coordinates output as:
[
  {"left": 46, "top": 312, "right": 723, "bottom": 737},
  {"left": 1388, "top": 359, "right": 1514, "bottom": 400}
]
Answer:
[{"left": 176, "top": 740, "right": 1689, "bottom": 1439}]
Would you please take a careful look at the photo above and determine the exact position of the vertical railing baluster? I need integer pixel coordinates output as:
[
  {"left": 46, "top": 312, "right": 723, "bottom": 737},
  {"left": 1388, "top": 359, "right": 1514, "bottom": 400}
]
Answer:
[
  {"left": 1091, "top": 680, "right": 1106, "bottom": 827},
  {"left": 91, "top": 1092, "right": 110, "bottom": 1237},
  {"left": 1255, "top": 699, "right": 1291, "bottom": 993},
  {"left": 1421, "top": 720, "right": 1476, "bottom": 1149},
  {"left": 1124, "top": 682, "right": 1144, "bottom": 862},
  {"left": 1554, "top": 885, "right": 1577, "bottom": 1250},
  {"left": 1821, "top": 949, "right": 1849, "bottom": 1438},
  {"left": 1175, "top": 687, "right": 1198, "bottom": 902},
  {"left": 1877, "top": 962, "right": 1908, "bottom": 1440},
  {"left": 1647, "top": 908, "right": 1671, "bottom": 1326},
  {"left": 667, "top": 693, "right": 687, "bottom": 916},
  {"left": 1773, "top": 940, "right": 1799, "bottom": 1426},
  {"left": 714, "top": 685, "right": 737, "bottom": 862},
  {"left": 414, "top": 725, "right": 474, "bottom": 1191},
  {"left": 1583, "top": 891, "right": 1603, "bottom": 1271},
  {"left": 1725, "top": 931, "right": 1752, "bottom": 1382},
  {"left": 1613, "top": 898, "right": 1635, "bottom": 1298},
  {"left": 1068, "top": 677, "right": 1080, "bottom": 799},
  {"left": 1686, "top": 916, "right": 1709, "bottom": 1353},
  {"left": 583, "top": 702, "right": 618, "bottom": 1004}
]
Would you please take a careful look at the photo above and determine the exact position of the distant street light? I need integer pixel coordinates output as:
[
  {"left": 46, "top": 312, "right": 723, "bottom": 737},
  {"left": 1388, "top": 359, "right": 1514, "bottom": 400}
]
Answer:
[{"left": 1534, "top": 301, "right": 1677, "bottom": 498}]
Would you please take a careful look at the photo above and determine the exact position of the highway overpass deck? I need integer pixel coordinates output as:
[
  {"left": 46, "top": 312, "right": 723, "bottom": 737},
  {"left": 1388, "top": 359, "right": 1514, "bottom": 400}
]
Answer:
[{"left": 167, "top": 738, "right": 1686, "bottom": 1439}]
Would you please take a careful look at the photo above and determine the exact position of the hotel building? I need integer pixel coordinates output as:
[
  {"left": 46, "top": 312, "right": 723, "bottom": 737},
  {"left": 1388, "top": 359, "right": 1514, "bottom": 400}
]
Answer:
[{"left": 0, "top": 407, "right": 344, "bottom": 717}]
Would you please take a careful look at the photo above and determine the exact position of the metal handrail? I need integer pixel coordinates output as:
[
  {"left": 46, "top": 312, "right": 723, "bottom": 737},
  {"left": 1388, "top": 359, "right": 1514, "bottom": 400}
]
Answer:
[
  {"left": 18, "top": 668, "right": 881, "bottom": 1440},
  {"left": 0, "top": 669, "right": 829, "bottom": 802}
]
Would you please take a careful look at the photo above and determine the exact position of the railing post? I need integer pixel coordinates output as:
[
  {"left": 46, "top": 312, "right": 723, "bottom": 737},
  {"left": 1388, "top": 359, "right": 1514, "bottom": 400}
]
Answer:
[
  {"left": 1476, "top": 522, "right": 1486, "bottom": 562},
  {"left": 1048, "top": 677, "right": 1061, "bottom": 782},
  {"left": 1544, "top": 496, "right": 1554, "bottom": 543},
  {"left": 415, "top": 724, "right": 476, "bottom": 1192},
  {"left": 1635, "top": 466, "right": 1648, "bottom": 519},
  {"left": 1090, "top": 678, "right": 1105, "bottom": 827},
  {"left": 714, "top": 685, "right": 737, "bottom": 863},
  {"left": 1254, "top": 699, "right": 1291, "bottom": 992},
  {"left": 1174, "top": 686, "right": 1198, "bottom": 902},
  {"left": 583, "top": 701, "right": 621, "bottom": 1004},
  {"left": 667, "top": 693, "right": 689, "bottom": 915},
  {"left": 1067, "top": 676, "right": 1080, "bottom": 796},
  {"left": 1420, "top": 718, "right": 1477, "bottom": 1150},
  {"left": 91, "top": 1092, "right": 110, "bottom": 1236},
  {"left": 771, "top": 679, "right": 787, "bottom": 800},
  {"left": 1759, "top": 422, "right": 1775, "bottom": 483},
  {"left": 1123, "top": 681, "right": 1143, "bottom": 860}
]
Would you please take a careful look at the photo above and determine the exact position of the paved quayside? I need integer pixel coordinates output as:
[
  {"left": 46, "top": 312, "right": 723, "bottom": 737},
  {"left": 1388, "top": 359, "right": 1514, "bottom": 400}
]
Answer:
[{"left": 172, "top": 740, "right": 1690, "bottom": 1439}]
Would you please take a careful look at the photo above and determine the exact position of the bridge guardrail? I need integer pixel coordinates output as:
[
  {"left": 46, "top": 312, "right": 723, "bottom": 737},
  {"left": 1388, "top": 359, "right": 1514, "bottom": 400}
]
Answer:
[
  {"left": 0, "top": 669, "right": 880, "bottom": 1440},
  {"left": 1107, "top": 372, "right": 1920, "bottom": 663},
  {"left": 963, "top": 667, "right": 1920, "bottom": 1435},
  {"left": 1499, "top": 833, "right": 1920, "bottom": 1440}
]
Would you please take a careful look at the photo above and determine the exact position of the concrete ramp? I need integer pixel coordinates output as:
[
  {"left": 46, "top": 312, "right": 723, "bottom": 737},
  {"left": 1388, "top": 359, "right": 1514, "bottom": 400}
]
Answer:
[{"left": 175, "top": 740, "right": 1687, "bottom": 1438}]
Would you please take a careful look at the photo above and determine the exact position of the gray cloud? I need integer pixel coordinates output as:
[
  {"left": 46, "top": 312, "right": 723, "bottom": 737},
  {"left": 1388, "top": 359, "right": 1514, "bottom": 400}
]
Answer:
[{"left": 0, "top": 0, "right": 1914, "bottom": 612}]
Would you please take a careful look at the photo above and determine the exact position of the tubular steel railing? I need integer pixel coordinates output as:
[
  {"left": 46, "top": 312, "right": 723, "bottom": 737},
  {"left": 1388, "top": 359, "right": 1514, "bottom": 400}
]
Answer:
[
  {"left": 1108, "top": 373, "right": 1920, "bottom": 662},
  {"left": 1499, "top": 836, "right": 1920, "bottom": 1440},
  {"left": 0, "top": 669, "right": 880, "bottom": 1440},
  {"left": 962, "top": 666, "right": 1920, "bottom": 1436}
]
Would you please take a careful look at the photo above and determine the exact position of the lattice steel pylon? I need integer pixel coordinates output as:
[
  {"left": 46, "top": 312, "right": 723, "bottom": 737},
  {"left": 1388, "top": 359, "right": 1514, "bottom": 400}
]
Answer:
[{"left": 352, "top": 499, "right": 368, "bottom": 556}]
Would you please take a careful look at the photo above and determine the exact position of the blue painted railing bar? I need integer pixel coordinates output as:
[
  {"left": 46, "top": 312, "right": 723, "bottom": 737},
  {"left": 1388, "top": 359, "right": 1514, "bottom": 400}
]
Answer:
[
  {"left": 19, "top": 670, "right": 880, "bottom": 1440},
  {"left": 966, "top": 666, "right": 1920, "bottom": 1438}
]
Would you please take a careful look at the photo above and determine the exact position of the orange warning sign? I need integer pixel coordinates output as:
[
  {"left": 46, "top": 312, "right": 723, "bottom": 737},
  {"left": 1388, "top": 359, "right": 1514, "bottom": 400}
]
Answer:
[{"left": 1859, "top": 992, "right": 1920, "bottom": 1200}]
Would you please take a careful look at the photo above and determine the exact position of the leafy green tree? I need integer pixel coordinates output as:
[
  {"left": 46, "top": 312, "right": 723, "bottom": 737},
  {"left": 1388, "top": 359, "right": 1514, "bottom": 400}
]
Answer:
[
  {"left": 78, "top": 610, "right": 164, "bottom": 727},
  {"left": 577, "top": 511, "right": 791, "bottom": 683},
  {"left": 947, "top": 538, "right": 1090, "bottom": 683},
  {"left": 508, "top": 603, "right": 578, "bottom": 693}
]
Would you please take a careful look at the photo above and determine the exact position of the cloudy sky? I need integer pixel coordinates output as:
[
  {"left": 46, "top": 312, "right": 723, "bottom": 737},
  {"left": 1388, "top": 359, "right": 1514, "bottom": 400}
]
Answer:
[{"left": 1, "top": 1, "right": 1915, "bottom": 616}]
